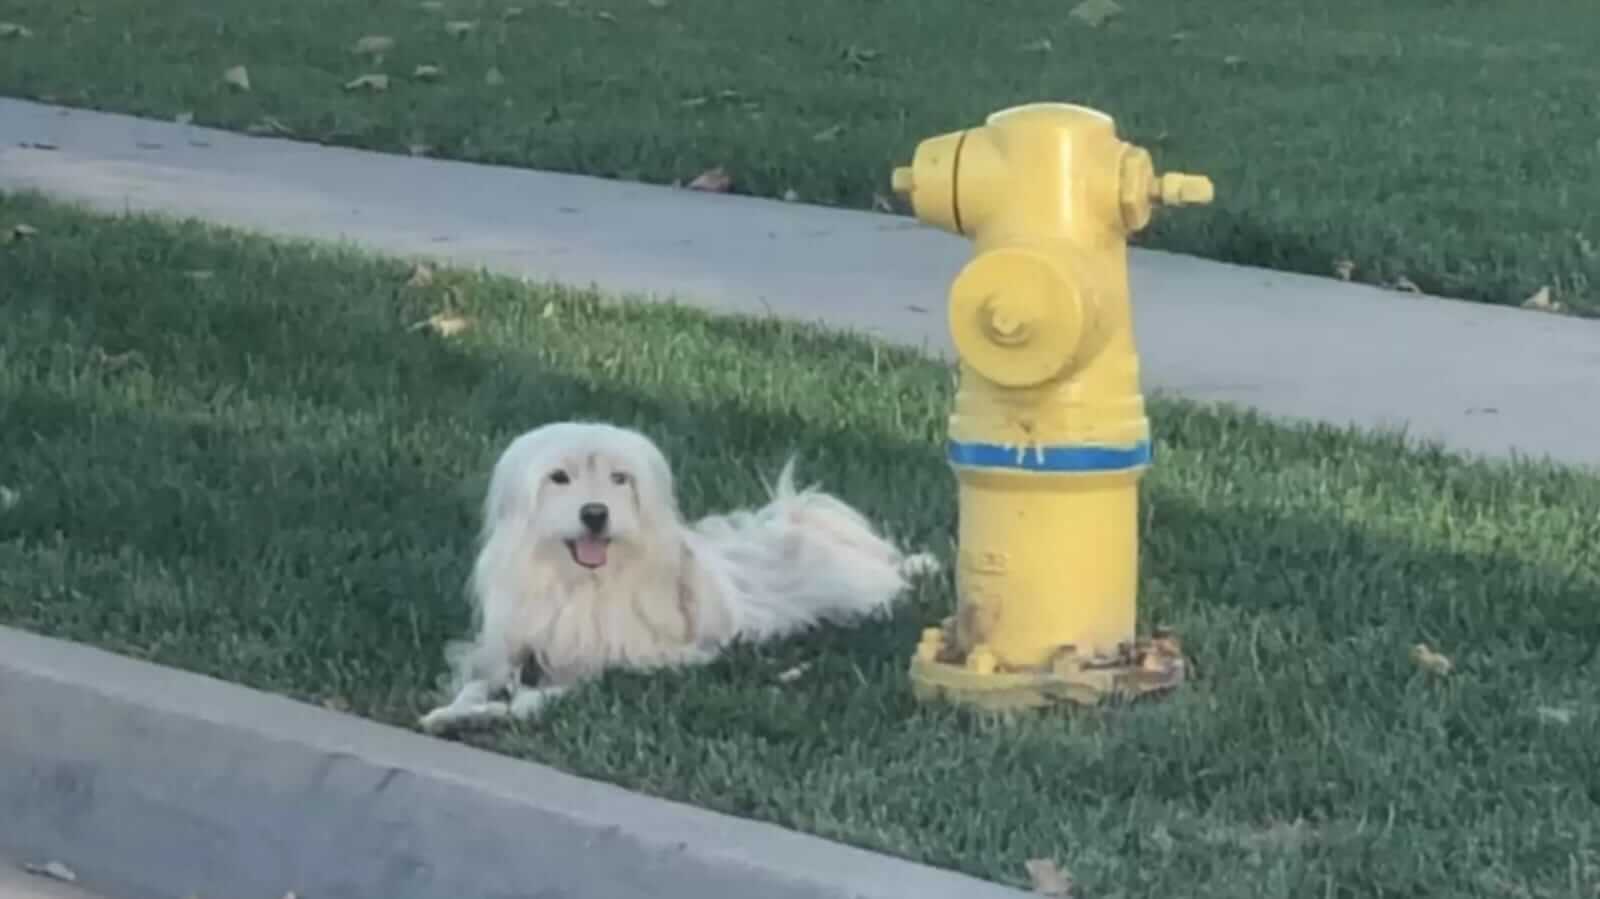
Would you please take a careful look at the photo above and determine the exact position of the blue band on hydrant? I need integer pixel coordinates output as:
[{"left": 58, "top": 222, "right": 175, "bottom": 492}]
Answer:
[{"left": 947, "top": 439, "right": 1153, "bottom": 472}]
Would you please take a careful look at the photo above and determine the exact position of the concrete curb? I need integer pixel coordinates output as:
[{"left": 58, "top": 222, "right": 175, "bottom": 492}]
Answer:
[{"left": 0, "top": 625, "right": 1030, "bottom": 899}]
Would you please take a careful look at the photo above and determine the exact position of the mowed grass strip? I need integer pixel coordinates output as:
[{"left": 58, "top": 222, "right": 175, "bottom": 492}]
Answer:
[
  {"left": 1, "top": 192, "right": 1598, "bottom": 897},
  {"left": 1, "top": 0, "right": 1598, "bottom": 312}
]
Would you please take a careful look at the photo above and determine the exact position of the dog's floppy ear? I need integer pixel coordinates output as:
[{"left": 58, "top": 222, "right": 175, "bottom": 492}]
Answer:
[
  {"left": 480, "top": 426, "right": 559, "bottom": 532},
  {"left": 629, "top": 438, "right": 684, "bottom": 529}
]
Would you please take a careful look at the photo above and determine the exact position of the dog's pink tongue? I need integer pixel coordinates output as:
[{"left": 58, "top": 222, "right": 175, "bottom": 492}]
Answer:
[{"left": 574, "top": 536, "right": 608, "bottom": 567}]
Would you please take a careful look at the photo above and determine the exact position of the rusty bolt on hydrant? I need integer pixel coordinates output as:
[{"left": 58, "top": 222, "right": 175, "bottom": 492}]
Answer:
[{"left": 891, "top": 102, "right": 1213, "bottom": 710}]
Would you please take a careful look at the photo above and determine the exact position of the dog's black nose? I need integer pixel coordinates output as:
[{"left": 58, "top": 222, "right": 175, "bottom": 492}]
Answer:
[{"left": 579, "top": 503, "right": 609, "bottom": 534}]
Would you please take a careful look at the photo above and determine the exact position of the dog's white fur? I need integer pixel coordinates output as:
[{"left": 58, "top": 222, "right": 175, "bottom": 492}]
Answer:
[{"left": 420, "top": 422, "right": 936, "bottom": 735}]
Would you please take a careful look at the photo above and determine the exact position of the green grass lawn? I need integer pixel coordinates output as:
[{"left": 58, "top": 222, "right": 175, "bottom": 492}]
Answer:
[
  {"left": 3, "top": 191, "right": 1599, "bottom": 897},
  {"left": 1, "top": 0, "right": 1598, "bottom": 313}
]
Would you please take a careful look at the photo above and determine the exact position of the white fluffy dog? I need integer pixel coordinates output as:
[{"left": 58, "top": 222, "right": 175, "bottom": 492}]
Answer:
[{"left": 419, "top": 421, "right": 935, "bottom": 735}]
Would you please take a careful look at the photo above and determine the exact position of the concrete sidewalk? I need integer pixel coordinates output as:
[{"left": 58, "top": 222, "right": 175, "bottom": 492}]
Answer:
[{"left": 2, "top": 98, "right": 1597, "bottom": 468}]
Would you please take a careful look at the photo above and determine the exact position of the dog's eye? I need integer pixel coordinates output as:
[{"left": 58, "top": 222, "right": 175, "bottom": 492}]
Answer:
[
  {"left": 610, "top": 472, "right": 630, "bottom": 486},
  {"left": 549, "top": 470, "right": 571, "bottom": 485}
]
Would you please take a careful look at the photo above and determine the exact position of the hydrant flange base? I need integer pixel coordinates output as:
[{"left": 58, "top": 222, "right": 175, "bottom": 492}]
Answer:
[{"left": 908, "top": 618, "right": 1187, "bottom": 712}]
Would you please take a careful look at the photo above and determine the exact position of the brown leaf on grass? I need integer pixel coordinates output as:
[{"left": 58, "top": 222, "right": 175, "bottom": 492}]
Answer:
[
  {"left": 444, "top": 19, "right": 478, "bottom": 36},
  {"left": 321, "top": 696, "right": 351, "bottom": 712},
  {"left": 1024, "top": 859, "right": 1073, "bottom": 896},
  {"left": 1536, "top": 706, "right": 1575, "bottom": 725},
  {"left": 90, "top": 347, "right": 145, "bottom": 372},
  {"left": 484, "top": 66, "right": 506, "bottom": 86},
  {"left": 811, "top": 124, "right": 844, "bottom": 143},
  {"left": 410, "top": 312, "right": 471, "bottom": 337},
  {"left": 245, "top": 116, "right": 294, "bottom": 136},
  {"left": 1521, "top": 285, "right": 1565, "bottom": 313},
  {"left": 686, "top": 167, "right": 732, "bottom": 193},
  {"left": 6, "top": 223, "right": 39, "bottom": 243},
  {"left": 776, "top": 662, "right": 811, "bottom": 683},
  {"left": 22, "top": 861, "right": 78, "bottom": 883},
  {"left": 222, "top": 65, "right": 252, "bottom": 91},
  {"left": 351, "top": 34, "right": 395, "bottom": 56},
  {"left": 0, "top": 22, "right": 34, "bottom": 38},
  {"left": 1333, "top": 259, "right": 1355, "bottom": 281},
  {"left": 405, "top": 262, "right": 435, "bottom": 288},
  {"left": 1391, "top": 275, "right": 1421, "bottom": 294},
  {"left": 0, "top": 485, "right": 20, "bottom": 511},
  {"left": 1409, "top": 643, "right": 1453, "bottom": 676},
  {"left": 1222, "top": 54, "right": 1246, "bottom": 69},
  {"left": 413, "top": 64, "right": 444, "bottom": 81},
  {"left": 1068, "top": 0, "right": 1121, "bottom": 28},
  {"left": 1020, "top": 37, "right": 1054, "bottom": 53},
  {"left": 344, "top": 73, "right": 390, "bottom": 92},
  {"left": 781, "top": 188, "right": 800, "bottom": 202},
  {"left": 594, "top": 10, "right": 618, "bottom": 22}
]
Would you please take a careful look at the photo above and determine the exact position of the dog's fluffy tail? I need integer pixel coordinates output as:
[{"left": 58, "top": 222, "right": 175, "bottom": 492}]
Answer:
[{"left": 690, "top": 458, "right": 936, "bottom": 644}]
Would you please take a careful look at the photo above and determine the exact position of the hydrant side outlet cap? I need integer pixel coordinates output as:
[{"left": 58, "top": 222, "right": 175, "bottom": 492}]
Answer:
[{"left": 948, "top": 248, "right": 1085, "bottom": 389}]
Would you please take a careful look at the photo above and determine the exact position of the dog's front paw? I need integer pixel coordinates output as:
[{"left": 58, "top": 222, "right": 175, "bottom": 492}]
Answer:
[
  {"left": 419, "top": 700, "right": 509, "bottom": 736},
  {"left": 507, "top": 685, "right": 571, "bottom": 721}
]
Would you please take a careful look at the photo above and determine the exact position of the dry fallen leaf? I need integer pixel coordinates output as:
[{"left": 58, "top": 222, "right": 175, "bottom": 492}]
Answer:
[
  {"left": 1025, "top": 858, "right": 1073, "bottom": 896},
  {"left": 444, "top": 19, "right": 478, "bottom": 36},
  {"left": 1392, "top": 275, "right": 1421, "bottom": 294},
  {"left": 413, "top": 63, "right": 444, "bottom": 81},
  {"left": 6, "top": 222, "right": 39, "bottom": 243},
  {"left": 344, "top": 73, "right": 390, "bottom": 92},
  {"left": 811, "top": 124, "right": 844, "bottom": 143},
  {"left": 174, "top": 110, "right": 195, "bottom": 125},
  {"left": 222, "top": 64, "right": 252, "bottom": 91},
  {"left": 484, "top": 66, "right": 506, "bottom": 86},
  {"left": 1535, "top": 706, "right": 1575, "bottom": 725},
  {"left": 871, "top": 193, "right": 895, "bottom": 213},
  {"left": 1409, "top": 643, "right": 1453, "bottom": 677},
  {"left": 320, "top": 696, "right": 351, "bottom": 713},
  {"left": 0, "top": 485, "right": 19, "bottom": 511},
  {"left": 686, "top": 166, "right": 732, "bottom": 193},
  {"left": 595, "top": 10, "right": 618, "bottom": 22},
  {"left": 418, "top": 0, "right": 445, "bottom": 10},
  {"left": 405, "top": 262, "right": 435, "bottom": 288},
  {"left": 1333, "top": 259, "right": 1355, "bottom": 281},
  {"left": 22, "top": 861, "right": 78, "bottom": 883},
  {"left": 1222, "top": 54, "right": 1245, "bottom": 69},
  {"left": 351, "top": 34, "right": 395, "bottom": 56},
  {"left": 1020, "top": 37, "right": 1054, "bottom": 53},
  {"left": 245, "top": 116, "right": 294, "bottom": 136},
  {"left": 1068, "top": 0, "right": 1121, "bottom": 28},
  {"left": 776, "top": 662, "right": 811, "bottom": 683},
  {"left": 0, "top": 22, "right": 34, "bottom": 38},
  {"left": 1521, "top": 285, "right": 1564, "bottom": 313},
  {"left": 781, "top": 188, "right": 800, "bottom": 202},
  {"left": 503, "top": 6, "right": 526, "bottom": 19},
  {"left": 410, "top": 312, "right": 471, "bottom": 337}
]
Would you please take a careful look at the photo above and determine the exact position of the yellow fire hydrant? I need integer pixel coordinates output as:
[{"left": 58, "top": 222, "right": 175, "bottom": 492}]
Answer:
[{"left": 891, "top": 102, "right": 1213, "bottom": 710}]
